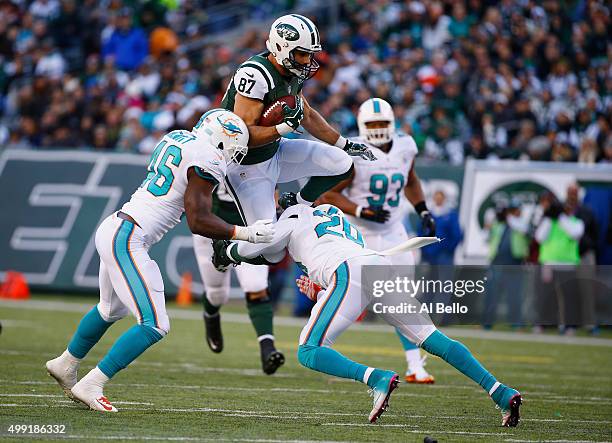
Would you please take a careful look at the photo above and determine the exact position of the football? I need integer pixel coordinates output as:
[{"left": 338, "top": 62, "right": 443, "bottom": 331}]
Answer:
[{"left": 258, "top": 95, "right": 297, "bottom": 126}]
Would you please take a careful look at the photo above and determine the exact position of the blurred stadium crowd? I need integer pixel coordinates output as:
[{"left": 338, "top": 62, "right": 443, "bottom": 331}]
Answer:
[{"left": 0, "top": 0, "right": 610, "bottom": 163}]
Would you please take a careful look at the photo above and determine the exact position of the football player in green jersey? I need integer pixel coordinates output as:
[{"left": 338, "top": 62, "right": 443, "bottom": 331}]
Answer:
[{"left": 220, "top": 14, "right": 376, "bottom": 226}]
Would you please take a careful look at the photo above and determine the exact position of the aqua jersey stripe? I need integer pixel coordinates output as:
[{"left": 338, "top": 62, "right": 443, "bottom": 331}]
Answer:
[
  {"left": 305, "top": 262, "right": 350, "bottom": 346},
  {"left": 373, "top": 99, "right": 381, "bottom": 113},
  {"left": 113, "top": 221, "right": 158, "bottom": 328}
]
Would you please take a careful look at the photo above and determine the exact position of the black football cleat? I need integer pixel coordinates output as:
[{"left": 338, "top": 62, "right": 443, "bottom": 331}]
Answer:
[
  {"left": 260, "top": 339, "right": 285, "bottom": 375},
  {"left": 278, "top": 192, "right": 298, "bottom": 210},
  {"left": 203, "top": 312, "right": 223, "bottom": 353}
]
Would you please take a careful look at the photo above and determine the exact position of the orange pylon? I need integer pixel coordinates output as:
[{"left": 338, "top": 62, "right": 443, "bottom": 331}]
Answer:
[
  {"left": 176, "top": 272, "right": 192, "bottom": 306},
  {"left": 0, "top": 271, "right": 30, "bottom": 300}
]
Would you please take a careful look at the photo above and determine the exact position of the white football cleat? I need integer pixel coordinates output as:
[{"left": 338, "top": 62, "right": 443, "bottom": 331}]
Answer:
[
  {"left": 405, "top": 356, "right": 435, "bottom": 384},
  {"left": 368, "top": 371, "right": 400, "bottom": 423},
  {"left": 71, "top": 380, "right": 117, "bottom": 413},
  {"left": 46, "top": 354, "right": 78, "bottom": 398}
]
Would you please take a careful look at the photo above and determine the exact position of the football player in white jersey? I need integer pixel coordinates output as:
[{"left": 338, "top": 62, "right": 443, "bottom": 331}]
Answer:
[
  {"left": 211, "top": 204, "right": 522, "bottom": 427},
  {"left": 45, "top": 109, "right": 275, "bottom": 412},
  {"left": 319, "top": 98, "right": 436, "bottom": 384}
]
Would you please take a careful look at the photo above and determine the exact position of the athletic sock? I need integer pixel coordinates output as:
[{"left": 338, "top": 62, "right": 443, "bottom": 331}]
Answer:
[
  {"left": 298, "top": 165, "right": 353, "bottom": 203},
  {"left": 395, "top": 329, "right": 420, "bottom": 371},
  {"left": 405, "top": 349, "right": 422, "bottom": 373},
  {"left": 68, "top": 306, "right": 114, "bottom": 359},
  {"left": 421, "top": 330, "right": 512, "bottom": 407},
  {"left": 80, "top": 366, "right": 110, "bottom": 389},
  {"left": 247, "top": 298, "right": 274, "bottom": 338},
  {"left": 297, "top": 344, "right": 368, "bottom": 384},
  {"left": 202, "top": 292, "right": 220, "bottom": 316},
  {"left": 98, "top": 324, "right": 163, "bottom": 379}
]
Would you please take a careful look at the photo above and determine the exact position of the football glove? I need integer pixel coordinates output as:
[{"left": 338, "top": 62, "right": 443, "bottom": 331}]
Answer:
[
  {"left": 233, "top": 219, "right": 275, "bottom": 243},
  {"left": 280, "top": 96, "right": 304, "bottom": 132},
  {"left": 420, "top": 211, "right": 436, "bottom": 237},
  {"left": 343, "top": 140, "right": 377, "bottom": 161},
  {"left": 358, "top": 205, "right": 390, "bottom": 224},
  {"left": 296, "top": 275, "right": 322, "bottom": 302}
]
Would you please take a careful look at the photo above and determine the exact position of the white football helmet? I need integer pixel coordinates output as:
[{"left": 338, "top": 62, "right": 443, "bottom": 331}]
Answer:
[
  {"left": 357, "top": 98, "right": 395, "bottom": 146},
  {"left": 192, "top": 109, "right": 249, "bottom": 164},
  {"left": 266, "top": 14, "right": 321, "bottom": 81},
  {"left": 314, "top": 203, "right": 344, "bottom": 218}
]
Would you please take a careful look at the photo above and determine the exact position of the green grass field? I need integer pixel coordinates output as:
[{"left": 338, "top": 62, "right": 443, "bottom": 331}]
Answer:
[{"left": 1, "top": 295, "right": 611, "bottom": 443}]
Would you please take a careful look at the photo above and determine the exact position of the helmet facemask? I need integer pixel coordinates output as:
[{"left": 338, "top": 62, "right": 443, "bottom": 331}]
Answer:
[
  {"left": 363, "top": 121, "right": 393, "bottom": 146},
  {"left": 223, "top": 142, "right": 248, "bottom": 165},
  {"left": 283, "top": 48, "right": 320, "bottom": 81}
]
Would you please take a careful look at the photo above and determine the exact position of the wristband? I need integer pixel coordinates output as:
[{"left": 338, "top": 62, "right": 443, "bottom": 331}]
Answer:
[
  {"left": 355, "top": 205, "right": 363, "bottom": 218},
  {"left": 335, "top": 135, "right": 348, "bottom": 148},
  {"left": 232, "top": 225, "right": 248, "bottom": 241},
  {"left": 275, "top": 122, "right": 293, "bottom": 136},
  {"left": 414, "top": 201, "right": 428, "bottom": 216}
]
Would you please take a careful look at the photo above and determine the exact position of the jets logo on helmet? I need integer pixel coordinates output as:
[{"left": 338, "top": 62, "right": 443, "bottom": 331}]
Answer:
[
  {"left": 276, "top": 23, "right": 300, "bottom": 41},
  {"left": 266, "top": 14, "right": 322, "bottom": 82},
  {"left": 357, "top": 98, "right": 396, "bottom": 147},
  {"left": 193, "top": 109, "right": 249, "bottom": 165}
]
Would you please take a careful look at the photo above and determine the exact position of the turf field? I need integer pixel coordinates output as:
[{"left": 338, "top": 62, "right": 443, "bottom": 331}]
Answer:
[{"left": 1, "top": 296, "right": 611, "bottom": 443}]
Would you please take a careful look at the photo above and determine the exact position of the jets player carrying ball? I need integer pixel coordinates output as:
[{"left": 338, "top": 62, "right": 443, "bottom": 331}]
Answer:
[
  {"left": 220, "top": 14, "right": 376, "bottom": 226},
  {"left": 211, "top": 204, "right": 522, "bottom": 426},
  {"left": 45, "top": 110, "right": 275, "bottom": 413},
  {"left": 320, "top": 98, "right": 436, "bottom": 384}
]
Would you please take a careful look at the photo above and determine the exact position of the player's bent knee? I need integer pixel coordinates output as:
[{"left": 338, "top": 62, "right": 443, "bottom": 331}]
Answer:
[
  {"left": 206, "top": 287, "right": 230, "bottom": 307},
  {"left": 246, "top": 289, "right": 269, "bottom": 304},
  {"left": 297, "top": 344, "right": 319, "bottom": 369}
]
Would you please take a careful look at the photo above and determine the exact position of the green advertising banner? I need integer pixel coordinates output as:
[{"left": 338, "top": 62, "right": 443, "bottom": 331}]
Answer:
[{"left": 0, "top": 149, "right": 464, "bottom": 295}]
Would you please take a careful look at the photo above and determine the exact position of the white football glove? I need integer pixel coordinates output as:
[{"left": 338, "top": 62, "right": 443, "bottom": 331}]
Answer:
[
  {"left": 233, "top": 219, "right": 275, "bottom": 243},
  {"left": 296, "top": 275, "right": 323, "bottom": 302}
]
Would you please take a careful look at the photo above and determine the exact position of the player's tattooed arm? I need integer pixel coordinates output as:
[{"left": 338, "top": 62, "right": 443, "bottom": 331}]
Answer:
[
  {"left": 184, "top": 168, "right": 236, "bottom": 239},
  {"left": 233, "top": 94, "right": 285, "bottom": 147}
]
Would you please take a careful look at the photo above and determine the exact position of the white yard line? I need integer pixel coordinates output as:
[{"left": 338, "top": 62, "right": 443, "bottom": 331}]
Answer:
[{"left": 2, "top": 298, "right": 611, "bottom": 347}]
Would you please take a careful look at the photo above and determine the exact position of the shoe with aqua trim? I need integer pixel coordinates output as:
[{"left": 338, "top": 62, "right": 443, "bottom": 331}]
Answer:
[
  {"left": 500, "top": 392, "right": 522, "bottom": 427},
  {"left": 368, "top": 371, "right": 400, "bottom": 423}
]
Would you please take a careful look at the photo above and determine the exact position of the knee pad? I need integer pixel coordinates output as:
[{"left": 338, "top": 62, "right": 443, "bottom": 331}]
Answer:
[
  {"left": 297, "top": 344, "right": 318, "bottom": 369},
  {"left": 246, "top": 289, "right": 269, "bottom": 304},
  {"left": 206, "top": 287, "right": 230, "bottom": 307}
]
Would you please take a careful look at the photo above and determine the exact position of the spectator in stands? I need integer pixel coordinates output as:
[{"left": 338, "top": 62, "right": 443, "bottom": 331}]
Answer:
[{"left": 102, "top": 8, "right": 149, "bottom": 72}]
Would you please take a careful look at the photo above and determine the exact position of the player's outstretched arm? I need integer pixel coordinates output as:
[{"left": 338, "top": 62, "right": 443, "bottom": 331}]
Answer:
[
  {"left": 184, "top": 168, "right": 236, "bottom": 239},
  {"left": 301, "top": 96, "right": 376, "bottom": 161},
  {"left": 185, "top": 168, "right": 275, "bottom": 242},
  {"left": 234, "top": 94, "right": 287, "bottom": 147}
]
